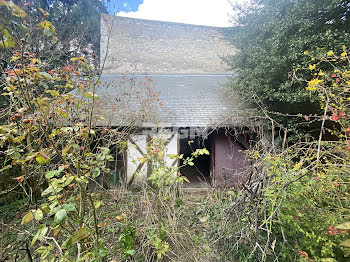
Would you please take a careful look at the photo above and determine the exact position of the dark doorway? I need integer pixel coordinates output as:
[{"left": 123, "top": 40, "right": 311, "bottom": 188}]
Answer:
[
  {"left": 179, "top": 135, "right": 211, "bottom": 188},
  {"left": 212, "top": 133, "right": 250, "bottom": 188}
]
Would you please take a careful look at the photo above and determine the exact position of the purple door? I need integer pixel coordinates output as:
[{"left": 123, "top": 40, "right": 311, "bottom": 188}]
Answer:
[{"left": 212, "top": 134, "right": 250, "bottom": 188}]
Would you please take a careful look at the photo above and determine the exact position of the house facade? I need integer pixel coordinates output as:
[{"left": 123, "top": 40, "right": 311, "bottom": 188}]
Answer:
[{"left": 98, "top": 15, "right": 253, "bottom": 188}]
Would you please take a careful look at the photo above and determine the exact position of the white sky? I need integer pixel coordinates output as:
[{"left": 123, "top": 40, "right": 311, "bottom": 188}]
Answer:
[{"left": 117, "top": 0, "right": 240, "bottom": 27}]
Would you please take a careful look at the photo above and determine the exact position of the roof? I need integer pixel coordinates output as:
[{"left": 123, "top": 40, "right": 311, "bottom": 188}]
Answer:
[
  {"left": 92, "top": 74, "right": 249, "bottom": 128},
  {"left": 100, "top": 16, "right": 235, "bottom": 74}
]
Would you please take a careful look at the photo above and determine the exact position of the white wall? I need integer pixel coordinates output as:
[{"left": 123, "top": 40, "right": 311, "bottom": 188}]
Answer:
[
  {"left": 126, "top": 131, "right": 179, "bottom": 186},
  {"left": 127, "top": 134, "right": 148, "bottom": 184}
]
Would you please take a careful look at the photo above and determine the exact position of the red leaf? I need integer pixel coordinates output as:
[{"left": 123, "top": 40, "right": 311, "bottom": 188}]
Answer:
[
  {"left": 330, "top": 113, "right": 339, "bottom": 121},
  {"left": 298, "top": 251, "right": 309, "bottom": 258}
]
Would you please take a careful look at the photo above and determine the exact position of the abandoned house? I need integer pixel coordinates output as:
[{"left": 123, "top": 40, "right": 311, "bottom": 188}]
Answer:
[{"left": 95, "top": 15, "right": 255, "bottom": 188}]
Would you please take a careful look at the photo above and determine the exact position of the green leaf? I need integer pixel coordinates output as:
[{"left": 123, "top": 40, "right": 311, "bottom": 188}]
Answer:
[
  {"left": 33, "top": 209, "right": 44, "bottom": 221},
  {"left": 21, "top": 211, "right": 33, "bottom": 225},
  {"left": 54, "top": 209, "right": 67, "bottom": 224},
  {"left": 61, "top": 175, "right": 74, "bottom": 187},
  {"left": 35, "top": 245, "right": 54, "bottom": 259},
  {"left": 40, "top": 204, "right": 50, "bottom": 214},
  {"left": 62, "top": 145, "right": 72, "bottom": 156},
  {"left": 198, "top": 148, "right": 210, "bottom": 155},
  {"left": 50, "top": 206, "right": 61, "bottom": 216},
  {"left": 94, "top": 201, "right": 102, "bottom": 209},
  {"left": 168, "top": 154, "right": 178, "bottom": 159},
  {"left": 125, "top": 250, "right": 136, "bottom": 256},
  {"left": 99, "top": 248, "right": 108, "bottom": 257},
  {"left": 63, "top": 204, "right": 76, "bottom": 212},
  {"left": 39, "top": 72, "right": 53, "bottom": 79},
  {"left": 61, "top": 127, "right": 73, "bottom": 133},
  {"left": 45, "top": 166, "right": 64, "bottom": 179},
  {"left": 91, "top": 168, "right": 100, "bottom": 178},
  {"left": 62, "top": 236, "right": 73, "bottom": 249},
  {"left": 106, "top": 155, "right": 114, "bottom": 161},
  {"left": 71, "top": 227, "right": 89, "bottom": 243},
  {"left": 41, "top": 186, "right": 53, "bottom": 196},
  {"left": 31, "top": 225, "right": 48, "bottom": 246}
]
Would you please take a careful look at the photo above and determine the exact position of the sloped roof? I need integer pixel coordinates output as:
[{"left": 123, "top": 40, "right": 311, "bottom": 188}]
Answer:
[
  {"left": 96, "top": 17, "right": 249, "bottom": 128},
  {"left": 100, "top": 16, "right": 235, "bottom": 74},
  {"left": 93, "top": 74, "right": 248, "bottom": 128}
]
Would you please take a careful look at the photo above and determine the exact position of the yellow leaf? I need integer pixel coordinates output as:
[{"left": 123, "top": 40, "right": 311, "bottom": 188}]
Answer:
[
  {"left": 336, "top": 221, "right": 350, "bottom": 230},
  {"left": 327, "top": 50, "right": 334, "bottom": 56},
  {"left": 71, "top": 227, "right": 89, "bottom": 244},
  {"left": 39, "top": 8, "right": 49, "bottom": 16},
  {"left": 1, "top": 1, "right": 27, "bottom": 18},
  {"left": 339, "top": 239, "right": 350, "bottom": 248},
  {"left": 36, "top": 153, "right": 50, "bottom": 165},
  {"left": 62, "top": 144, "right": 72, "bottom": 155},
  {"left": 309, "top": 64, "right": 316, "bottom": 70},
  {"left": 36, "top": 20, "right": 57, "bottom": 43},
  {"left": 0, "top": 28, "right": 16, "bottom": 49},
  {"left": 53, "top": 227, "right": 61, "bottom": 237},
  {"left": 71, "top": 57, "right": 86, "bottom": 62},
  {"left": 21, "top": 211, "right": 34, "bottom": 225},
  {"left": 116, "top": 213, "right": 126, "bottom": 223},
  {"left": 94, "top": 201, "right": 102, "bottom": 209}
]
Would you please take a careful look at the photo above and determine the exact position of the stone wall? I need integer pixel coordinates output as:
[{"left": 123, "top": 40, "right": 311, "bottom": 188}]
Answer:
[{"left": 100, "top": 15, "right": 235, "bottom": 74}]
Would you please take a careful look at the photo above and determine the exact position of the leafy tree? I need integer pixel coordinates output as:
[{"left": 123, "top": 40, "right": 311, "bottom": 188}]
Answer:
[
  {"left": 225, "top": 0, "right": 350, "bottom": 119},
  {"left": 40, "top": 0, "right": 107, "bottom": 66},
  {"left": 0, "top": 2, "right": 162, "bottom": 260},
  {"left": 1, "top": 0, "right": 107, "bottom": 113},
  {"left": 2, "top": 0, "right": 107, "bottom": 68},
  {"left": 221, "top": 48, "right": 350, "bottom": 262}
]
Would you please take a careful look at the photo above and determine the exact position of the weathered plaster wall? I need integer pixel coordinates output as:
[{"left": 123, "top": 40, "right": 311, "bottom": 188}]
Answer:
[
  {"left": 100, "top": 15, "right": 235, "bottom": 74},
  {"left": 127, "top": 134, "right": 148, "bottom": 184},
  {"left": 126, "top": 132, "right": 179, "bottom": 186}
]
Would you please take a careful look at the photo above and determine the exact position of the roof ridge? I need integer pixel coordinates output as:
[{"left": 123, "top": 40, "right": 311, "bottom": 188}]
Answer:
[{"left": 106, "top": 15, "right": 228, "bottom": 29}]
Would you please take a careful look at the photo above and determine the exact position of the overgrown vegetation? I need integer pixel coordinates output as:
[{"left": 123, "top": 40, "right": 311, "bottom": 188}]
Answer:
[
  {"left": 225, "top": 0, "right": 350, "bottom": 130},
  {"left": 0, "top": 1, "right": 349, "bottom": 262},
  {"left": 221, "top": 3, "right": 350, "bottom": 259}
]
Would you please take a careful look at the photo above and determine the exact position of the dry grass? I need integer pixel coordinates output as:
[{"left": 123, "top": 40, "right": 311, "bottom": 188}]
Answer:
[{"left": 0, "top": 187, "right": 234, "bottom": 262}]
